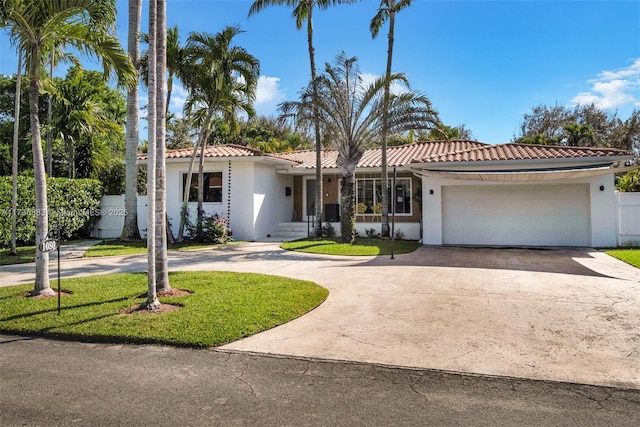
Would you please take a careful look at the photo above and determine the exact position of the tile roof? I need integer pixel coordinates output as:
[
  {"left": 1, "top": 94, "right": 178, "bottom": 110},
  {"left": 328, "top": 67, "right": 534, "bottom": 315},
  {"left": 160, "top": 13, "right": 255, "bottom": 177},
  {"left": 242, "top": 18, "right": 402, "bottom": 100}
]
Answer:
[
  {"left": 138, "top": 144, "right": 264, "bottom": 160},
  {"left": 272, "top": 140, "right": 488, "bottom": 169},
  {"left": 417, "top": 143, "right": 629, "bottom": 163}
]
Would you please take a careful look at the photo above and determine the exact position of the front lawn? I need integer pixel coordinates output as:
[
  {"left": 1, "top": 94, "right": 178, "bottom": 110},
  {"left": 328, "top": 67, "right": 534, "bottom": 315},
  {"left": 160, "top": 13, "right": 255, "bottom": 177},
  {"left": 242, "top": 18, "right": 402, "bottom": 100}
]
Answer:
[
  {"left": 281, "top": 238, "right": 420, "bottom": 256},
  {"left": 0, "top": 271, "right": 328, "bottom": 348},
  {"left": 605, "top": 248, "right": 640, "bottom": 269},
  {"left": 83, "top": 240, "right": 229, "bottom": 257},
  {"left": 0, "top": 245, "right": 37, "bottom": 266}
]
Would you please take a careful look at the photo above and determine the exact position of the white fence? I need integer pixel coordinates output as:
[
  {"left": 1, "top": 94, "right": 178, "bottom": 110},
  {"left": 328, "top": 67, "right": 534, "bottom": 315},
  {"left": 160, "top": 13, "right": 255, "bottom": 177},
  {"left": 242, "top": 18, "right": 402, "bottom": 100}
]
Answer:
[
  {"left": 617, "top": 192, "right": 640, "bottom": 247},
  {"left": 90, "top": 195, "right": 148, "bottom": 239}
]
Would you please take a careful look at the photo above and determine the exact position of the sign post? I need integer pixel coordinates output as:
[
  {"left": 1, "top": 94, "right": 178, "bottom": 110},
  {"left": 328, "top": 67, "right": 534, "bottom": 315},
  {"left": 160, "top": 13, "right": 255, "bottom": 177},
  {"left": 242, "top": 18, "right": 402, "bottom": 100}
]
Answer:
[{"left": 39, "top": 213, "right": 61, "bottom": 314}]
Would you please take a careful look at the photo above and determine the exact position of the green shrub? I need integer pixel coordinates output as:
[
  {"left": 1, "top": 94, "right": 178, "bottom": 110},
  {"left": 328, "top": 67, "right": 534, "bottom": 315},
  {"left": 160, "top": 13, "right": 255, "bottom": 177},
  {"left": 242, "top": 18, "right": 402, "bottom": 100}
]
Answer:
[{"left": 0, "top": 176, "right": 103, "bottom": 247}]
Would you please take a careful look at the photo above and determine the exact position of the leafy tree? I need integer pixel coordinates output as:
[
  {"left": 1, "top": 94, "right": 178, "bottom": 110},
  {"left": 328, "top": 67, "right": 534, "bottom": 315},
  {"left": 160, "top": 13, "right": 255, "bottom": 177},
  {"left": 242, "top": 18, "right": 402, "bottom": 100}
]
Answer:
[
  {"left": 370, "top": 0, "right": 413, "bottom": 237},
  {"left": 514, "top": 104, "right": 640, "bottom": 153},
  {"left": 177, "top": 26, "right": 259, "bottom": 241},
  {"left": 1, "top": 0, "right": 134, "bottom": 296},
  {"left": 280, "top": 52, "right": 440, "bottom": 243},
  {"left": 249, "top": 0, "right": 360, "bottom": 237},
  {"left": 616, "top": 170, "right": 640, "bottom": 192},
  {"left": 52, "top": 66, "right": 126, "bottom": 179}
]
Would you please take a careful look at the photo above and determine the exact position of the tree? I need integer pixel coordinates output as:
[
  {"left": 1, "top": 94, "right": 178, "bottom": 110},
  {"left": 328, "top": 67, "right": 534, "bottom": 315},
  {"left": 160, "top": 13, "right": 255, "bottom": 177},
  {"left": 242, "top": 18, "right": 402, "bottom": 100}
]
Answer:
[
  {"left": 154, "top": 0, "right": 170, "bottom": 293},
  {"left": 52, "top": 66, "right": 126, "bottom": 179},
  {"left": 249, "top": 0, "right": 359, "bottom": 237},
  {"left": 2, "top": 0, "right": 134, "bottom": 296},
  {"left": 177, "top": 26, "right": 259, "bottom": 241},
  {"left": 280, "top": 52, "right": 440, "bottom": 243},
  {"left": 514, "top": 104, "right": 640, "bottom": 153},
  {"left": 122, "top": 0, "right": 142, "bottom": 241},
  {"left": 370, "top": 0, "right": 412, "bottom": 238}
]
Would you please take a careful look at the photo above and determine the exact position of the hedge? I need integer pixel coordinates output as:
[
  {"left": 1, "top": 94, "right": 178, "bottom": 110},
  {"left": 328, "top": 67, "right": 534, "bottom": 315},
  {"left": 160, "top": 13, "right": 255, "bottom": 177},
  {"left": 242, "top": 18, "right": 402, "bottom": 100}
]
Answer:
[{"left": 0, "top": 176, "right": 103, "bottom": 247}]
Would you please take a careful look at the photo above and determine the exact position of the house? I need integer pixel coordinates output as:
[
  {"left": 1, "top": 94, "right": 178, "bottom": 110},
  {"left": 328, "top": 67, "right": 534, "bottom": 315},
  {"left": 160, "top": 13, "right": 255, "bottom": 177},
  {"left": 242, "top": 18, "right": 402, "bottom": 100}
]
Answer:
[{"left": 96, "top": 140, "right": 637, "bottom": 247}]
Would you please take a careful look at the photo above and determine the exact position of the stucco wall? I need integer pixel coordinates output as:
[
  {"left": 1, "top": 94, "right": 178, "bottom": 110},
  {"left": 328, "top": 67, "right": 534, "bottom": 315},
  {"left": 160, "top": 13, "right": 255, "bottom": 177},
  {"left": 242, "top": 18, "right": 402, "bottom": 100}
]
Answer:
[
  {"left": 617, "top": 192, "right": 640, "bottom": 246},
  {"left": 252, "top": 163, "right": 294, "bottom": 240}
]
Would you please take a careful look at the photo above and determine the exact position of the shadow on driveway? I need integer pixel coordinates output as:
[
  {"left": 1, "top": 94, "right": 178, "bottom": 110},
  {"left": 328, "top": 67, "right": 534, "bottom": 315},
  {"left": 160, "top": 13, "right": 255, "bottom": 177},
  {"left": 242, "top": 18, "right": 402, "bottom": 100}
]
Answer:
[{"left": 360, "top": 245, "right": 616, "bottom": 278}]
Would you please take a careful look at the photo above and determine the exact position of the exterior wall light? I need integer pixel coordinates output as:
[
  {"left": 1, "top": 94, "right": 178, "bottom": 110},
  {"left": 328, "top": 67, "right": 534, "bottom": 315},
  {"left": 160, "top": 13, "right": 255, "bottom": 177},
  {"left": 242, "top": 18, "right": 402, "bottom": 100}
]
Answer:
[
  {"left": 599, "top": 185, "right": 605, "bottom": 191},
  {"left": 429, "top": 189, "right": 434, "bottom": 195}
]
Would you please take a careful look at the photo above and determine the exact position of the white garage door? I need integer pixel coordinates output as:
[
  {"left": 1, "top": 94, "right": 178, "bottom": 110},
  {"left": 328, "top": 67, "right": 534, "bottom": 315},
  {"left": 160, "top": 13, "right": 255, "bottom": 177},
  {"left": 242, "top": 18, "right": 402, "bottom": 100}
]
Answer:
[{"left": 442, "top": 184, "right": 591, "bottom": 246}]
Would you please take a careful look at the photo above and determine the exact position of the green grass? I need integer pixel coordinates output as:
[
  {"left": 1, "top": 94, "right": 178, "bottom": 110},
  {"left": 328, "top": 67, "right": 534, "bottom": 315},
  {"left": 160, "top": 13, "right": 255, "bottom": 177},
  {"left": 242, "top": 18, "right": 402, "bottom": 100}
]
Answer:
[
  {"left": 0, "top": 245, "right": 37, "bottom": 266},
  {"left": 0, "top": 240, "right": 232, "bottom": 265},
  {"left": 0, "top": 271, "right": 328, "bottom": 348},
  {"left": 605, "top": 248, "right": 640, "bottom": 269},
  {"left": 281, "top": 237, "right": 420, "bottom": 256},
  {"left": 83, "top": 240, "right": 238, "bottom": 257}
]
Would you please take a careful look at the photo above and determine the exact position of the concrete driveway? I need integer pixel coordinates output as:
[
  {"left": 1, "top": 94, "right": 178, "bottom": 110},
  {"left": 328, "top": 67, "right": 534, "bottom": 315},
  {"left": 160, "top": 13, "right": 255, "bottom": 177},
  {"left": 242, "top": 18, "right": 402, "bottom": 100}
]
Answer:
[{"left": 2, "top": 243, "right": 639, "bottom": 389}]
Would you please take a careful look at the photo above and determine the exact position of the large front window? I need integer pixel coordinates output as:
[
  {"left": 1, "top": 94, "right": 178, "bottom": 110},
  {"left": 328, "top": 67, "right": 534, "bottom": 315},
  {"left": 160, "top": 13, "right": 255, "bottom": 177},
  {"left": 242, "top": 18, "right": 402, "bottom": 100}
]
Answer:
[
  {"left": 356, "top": 178, "right": 411, "bottom": 215},
  {"left": 182, "top": 172, "right": 222, "bottom": 203}
]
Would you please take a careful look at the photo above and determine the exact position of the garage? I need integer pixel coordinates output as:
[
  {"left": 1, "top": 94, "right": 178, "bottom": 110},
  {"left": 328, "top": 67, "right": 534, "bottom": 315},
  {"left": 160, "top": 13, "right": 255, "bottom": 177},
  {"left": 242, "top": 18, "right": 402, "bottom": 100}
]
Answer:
[{"left": 441, "top": 184, "right": 591, "bottom": 247}]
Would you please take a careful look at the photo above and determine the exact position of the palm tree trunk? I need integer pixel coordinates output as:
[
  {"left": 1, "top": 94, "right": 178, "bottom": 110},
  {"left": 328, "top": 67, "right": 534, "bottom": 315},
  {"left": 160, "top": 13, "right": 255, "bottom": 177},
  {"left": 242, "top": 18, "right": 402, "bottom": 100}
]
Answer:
[
  {"left": 143, "top": 0, "right": 159, "bottom": 310},
  {"left": 155, "top": 0, "right": 170, "bottom": 292},
  {"left": 29, "top": 76, "right": 53, "bottom": 296},
  {"left": 121, "top": 0, "right": 142, "bottom": 241},
  {"left": 197, "top": 134, "right": 206, "bottom": 239},
  {"left": 46, "top": 52, "right": 53, "bottom": 176},
  {"left": 339, "top": 169, "right": 356, "bottom": 244},
  {"left": 176, "top": 108, "right": 213, "bottom": 241},
  {"left": 307, "top": 6, "right": 323, "bottom": 238},
  {"left": 380, "top": 12, "right": 396, "bottom": 238},
  {"left": 10, "top": 54, "right": 22, "bottom": 256}
]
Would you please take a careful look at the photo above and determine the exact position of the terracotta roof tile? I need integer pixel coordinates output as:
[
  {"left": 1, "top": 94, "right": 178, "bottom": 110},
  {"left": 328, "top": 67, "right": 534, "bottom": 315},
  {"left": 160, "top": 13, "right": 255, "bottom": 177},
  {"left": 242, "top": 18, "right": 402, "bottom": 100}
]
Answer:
[
  {"left": 138, "top": 144, "right": 264, "bottom": 160},
  {"left": 417, "top": 143, "right": 629, "bottom": 163},
  {"left": 272, "top": 140, "right": 488, "bottom": 169}
]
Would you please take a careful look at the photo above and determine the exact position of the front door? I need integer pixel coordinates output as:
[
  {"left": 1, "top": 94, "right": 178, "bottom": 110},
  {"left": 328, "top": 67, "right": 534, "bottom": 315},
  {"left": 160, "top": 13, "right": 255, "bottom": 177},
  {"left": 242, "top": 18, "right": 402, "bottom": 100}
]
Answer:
[{"left": 304, "top": 178, "right": 316, "bottom": 221}]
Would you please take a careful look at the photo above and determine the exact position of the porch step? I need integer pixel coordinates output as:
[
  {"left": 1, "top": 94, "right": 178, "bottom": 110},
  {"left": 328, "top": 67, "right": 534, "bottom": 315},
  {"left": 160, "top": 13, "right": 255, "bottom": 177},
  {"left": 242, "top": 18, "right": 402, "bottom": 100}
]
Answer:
[{"left": 265, "top": 222, "right": 311, "bottom": 242}]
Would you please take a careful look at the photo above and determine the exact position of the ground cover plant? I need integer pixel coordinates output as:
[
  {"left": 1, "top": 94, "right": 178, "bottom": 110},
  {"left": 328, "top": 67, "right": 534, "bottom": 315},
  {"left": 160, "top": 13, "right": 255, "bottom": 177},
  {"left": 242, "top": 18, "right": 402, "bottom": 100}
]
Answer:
[
  {"left": 605, "top": 248, "right": 640, "bottom": 269},
  {"left": 281, "top": 237, "right": 420, "bottom": 256},
  {"left": 0, "top": 271, "right": 328, "bottom": 347}
]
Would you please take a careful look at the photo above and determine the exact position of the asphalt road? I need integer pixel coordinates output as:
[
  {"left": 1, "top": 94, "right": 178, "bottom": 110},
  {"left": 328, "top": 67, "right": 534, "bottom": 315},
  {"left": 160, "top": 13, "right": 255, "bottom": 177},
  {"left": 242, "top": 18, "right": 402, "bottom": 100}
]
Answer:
[{"left": 1, "top": 335, "right": 639, "bottom": 426}]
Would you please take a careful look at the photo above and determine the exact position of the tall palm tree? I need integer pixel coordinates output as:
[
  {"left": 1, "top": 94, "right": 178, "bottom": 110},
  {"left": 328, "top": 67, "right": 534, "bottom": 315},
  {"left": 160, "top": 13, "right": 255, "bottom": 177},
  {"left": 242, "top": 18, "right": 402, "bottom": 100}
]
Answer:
[
  {"left": 154, "top": 0, "right": 170, "bottom": 293},
  {"left": 248, "top": 0, "right": 359, "bottom": 237},
  {"left": 176, "top": 26, "right": 259, "bottom": 240},
  {"left": 2, "top": 0, "right": 135, "bottom": 296},
  {"left": 122, "top": 0, "right": 142, "bottom": 241},
  {"left": 370, "top": 0, "right": 413, "bottom": 237},
  {"left": 279, "top": 52, "right": 440, "bottom": 243},
  {"left": 143, "top": 0, "right": 158, "bottom": 309}
]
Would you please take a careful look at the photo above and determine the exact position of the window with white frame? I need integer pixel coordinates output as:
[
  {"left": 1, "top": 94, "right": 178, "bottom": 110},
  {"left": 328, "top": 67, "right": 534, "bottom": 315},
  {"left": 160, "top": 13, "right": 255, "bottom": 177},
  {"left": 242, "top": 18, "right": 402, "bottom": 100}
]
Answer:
[
  {"left": 182, "top": 172, "right": 222, "bottom": 203},
  {"left": 356, "top": 178, "right": 411, "bottom": 215}
]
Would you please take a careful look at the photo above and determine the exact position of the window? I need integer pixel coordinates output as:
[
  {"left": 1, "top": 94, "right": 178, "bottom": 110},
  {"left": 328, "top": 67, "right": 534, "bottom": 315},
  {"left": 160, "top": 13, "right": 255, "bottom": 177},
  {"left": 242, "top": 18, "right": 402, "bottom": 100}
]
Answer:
[
  {"left": 356, "top": 178, "right": 411, "bottom": 215},
  {"left": 182, "top": 172, "right": 222, "bottom": 203}
]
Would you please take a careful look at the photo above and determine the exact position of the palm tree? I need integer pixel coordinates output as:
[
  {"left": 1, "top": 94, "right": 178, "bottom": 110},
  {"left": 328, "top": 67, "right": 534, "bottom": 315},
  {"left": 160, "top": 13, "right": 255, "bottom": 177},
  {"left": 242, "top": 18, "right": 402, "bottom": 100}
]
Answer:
[
  {"left": 2, "top": 0, "right": 135, "bottom": 296},
  {"left": 249, "top": 0, "right": 359, "bottom": 237},
  {"left": 122, "top": 0, "right": 142, "bottom": 242},
  {"left": 280, "top": 52, "right": 440, "bottom": 243},
  {"left": 370, "top": 0, "right": 413, "bottom": 237},
  {"left": 176, "top": 26, "right": 259, "bottom": 241},
  {"left": 154, "top": 0, "right": 170, "bottom": 294}
]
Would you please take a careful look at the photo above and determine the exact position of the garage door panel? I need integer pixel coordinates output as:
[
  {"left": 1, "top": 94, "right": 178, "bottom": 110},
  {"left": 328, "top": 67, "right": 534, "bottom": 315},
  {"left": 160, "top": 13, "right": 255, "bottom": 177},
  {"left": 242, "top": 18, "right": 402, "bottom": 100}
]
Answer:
[{"left": 442, "top": 184, "right": 590, "bottom": 246}]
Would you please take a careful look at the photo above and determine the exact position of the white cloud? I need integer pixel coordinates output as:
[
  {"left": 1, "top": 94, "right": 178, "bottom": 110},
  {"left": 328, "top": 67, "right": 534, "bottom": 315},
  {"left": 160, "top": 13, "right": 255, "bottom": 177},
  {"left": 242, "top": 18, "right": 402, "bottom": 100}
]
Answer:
[
  {"left": 252, "top": 75, "right": 286, "bottom": 117},
  {"left": 571, "top": 58, "right": 640, "bottom": 109},
  {"left": 168, "top": 83, "right": 188, "bottom": 117},
  {"left": 255, "top": 75, "right": 286, "bottom": 106},
  {"left": 361, "top": 72, "right": 408, "bottom": 95}
]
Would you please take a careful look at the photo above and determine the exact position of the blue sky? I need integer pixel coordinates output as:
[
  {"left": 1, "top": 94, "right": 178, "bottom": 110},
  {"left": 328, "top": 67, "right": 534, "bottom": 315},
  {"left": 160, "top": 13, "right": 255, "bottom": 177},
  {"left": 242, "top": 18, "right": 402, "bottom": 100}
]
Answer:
[{"left": 1, "top": 0, "right": 639, "bottom": 144}]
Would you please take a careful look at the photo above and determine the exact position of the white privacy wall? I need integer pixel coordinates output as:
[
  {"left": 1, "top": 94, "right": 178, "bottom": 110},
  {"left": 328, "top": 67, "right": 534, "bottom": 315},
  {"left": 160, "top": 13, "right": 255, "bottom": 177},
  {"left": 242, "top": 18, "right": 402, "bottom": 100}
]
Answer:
[
  {"left": 421, "top": 173, "right": 618, "bottom": 247},
  {"left": 617, "top": 192, "right": 640, "bottom": 246}
]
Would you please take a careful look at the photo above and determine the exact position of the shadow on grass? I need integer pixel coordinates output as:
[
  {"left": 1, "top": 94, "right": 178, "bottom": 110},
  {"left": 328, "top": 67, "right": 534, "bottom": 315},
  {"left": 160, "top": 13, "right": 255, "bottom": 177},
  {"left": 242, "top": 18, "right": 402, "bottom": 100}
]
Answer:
[{"left": 0, "top": 296, "right": 135, "bottom": 322}]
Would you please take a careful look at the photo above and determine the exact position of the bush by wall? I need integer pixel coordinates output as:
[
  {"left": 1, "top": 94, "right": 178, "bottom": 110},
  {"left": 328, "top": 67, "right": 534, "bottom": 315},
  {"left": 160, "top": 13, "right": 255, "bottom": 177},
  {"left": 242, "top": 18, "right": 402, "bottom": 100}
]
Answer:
[{"left": 0, "top": 176, "right": 103, "bottom": 247}]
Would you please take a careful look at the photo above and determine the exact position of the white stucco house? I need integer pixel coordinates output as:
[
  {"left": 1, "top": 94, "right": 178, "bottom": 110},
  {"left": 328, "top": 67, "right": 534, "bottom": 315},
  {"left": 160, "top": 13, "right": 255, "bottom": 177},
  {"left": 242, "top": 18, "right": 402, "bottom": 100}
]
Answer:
[{"left": 99, "top": 140, "right": 637, "bottom": 247}]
